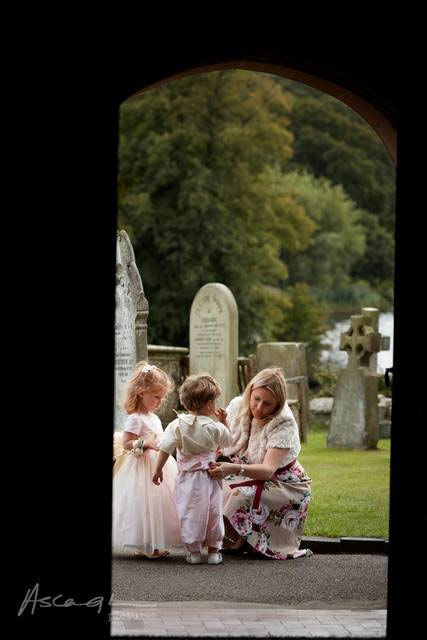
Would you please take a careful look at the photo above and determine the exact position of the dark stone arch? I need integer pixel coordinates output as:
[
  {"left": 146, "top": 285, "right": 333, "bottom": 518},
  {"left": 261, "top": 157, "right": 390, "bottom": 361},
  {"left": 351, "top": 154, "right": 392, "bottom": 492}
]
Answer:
[
  {"left": 15, "top": 40, "right": 419, "bottom": 640},
  {"left": 121, "top": 58, "right": 397, "bottom": 165}
]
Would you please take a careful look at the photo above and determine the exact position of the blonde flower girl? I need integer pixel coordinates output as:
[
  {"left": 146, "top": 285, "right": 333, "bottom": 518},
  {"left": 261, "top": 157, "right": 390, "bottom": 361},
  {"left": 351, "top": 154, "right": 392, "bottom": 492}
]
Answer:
[{"left": 112, "top": 361, "right": 181, "bottom": 558}]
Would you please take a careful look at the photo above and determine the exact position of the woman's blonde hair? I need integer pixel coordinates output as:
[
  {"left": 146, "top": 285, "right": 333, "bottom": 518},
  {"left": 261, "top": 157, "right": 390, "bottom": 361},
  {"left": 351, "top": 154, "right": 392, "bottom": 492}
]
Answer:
[
  {"left": 123, "top": 361, "right": 174, "bottom": 414},
  {"left": 179, "top": 373, "right": 221, "bottom": 412},
  {"left": 239, "top": 367, "right": 287, "bottom": 424}
]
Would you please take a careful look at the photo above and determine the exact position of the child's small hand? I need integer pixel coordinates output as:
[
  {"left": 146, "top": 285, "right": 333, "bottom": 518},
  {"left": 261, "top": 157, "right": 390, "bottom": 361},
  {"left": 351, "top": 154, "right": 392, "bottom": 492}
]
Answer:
[
  {"left": 215, "top": 408, "right": 227, "bottom": 425},
  {"left": 152, "top": 471, "right": 163, "bottom": 485},
  {"left": 215, "top": 447, "right": 222, "bottom": 460}
]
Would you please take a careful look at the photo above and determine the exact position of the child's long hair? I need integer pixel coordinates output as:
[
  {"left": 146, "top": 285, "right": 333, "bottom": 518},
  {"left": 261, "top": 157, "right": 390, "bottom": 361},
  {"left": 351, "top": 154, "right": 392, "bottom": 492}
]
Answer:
[
  {"left": 123, "top": 361, "right": 174, "bottom": 414},
  {"left": 239, "top": 367, "right": 287, "bottom": 424}
]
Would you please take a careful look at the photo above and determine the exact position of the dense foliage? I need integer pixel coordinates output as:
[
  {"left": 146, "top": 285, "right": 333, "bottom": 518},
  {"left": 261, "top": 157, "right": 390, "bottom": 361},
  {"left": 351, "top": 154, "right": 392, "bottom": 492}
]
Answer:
[{"left": 118, "top": 69, "right": 395, "bottom": 356}]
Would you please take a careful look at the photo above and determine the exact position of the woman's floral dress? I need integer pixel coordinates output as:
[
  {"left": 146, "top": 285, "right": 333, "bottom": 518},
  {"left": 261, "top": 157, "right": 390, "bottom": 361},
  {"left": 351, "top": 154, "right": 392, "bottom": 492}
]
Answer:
[{"left": 222, "top": 397, "right": 313, "bottom": 560}]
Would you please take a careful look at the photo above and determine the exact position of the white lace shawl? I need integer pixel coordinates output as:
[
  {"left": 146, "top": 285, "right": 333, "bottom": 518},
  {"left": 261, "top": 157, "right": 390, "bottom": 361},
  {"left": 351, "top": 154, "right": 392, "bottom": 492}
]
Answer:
[{"left": 222, "top": 395, "right": 301, "bottom": 467}]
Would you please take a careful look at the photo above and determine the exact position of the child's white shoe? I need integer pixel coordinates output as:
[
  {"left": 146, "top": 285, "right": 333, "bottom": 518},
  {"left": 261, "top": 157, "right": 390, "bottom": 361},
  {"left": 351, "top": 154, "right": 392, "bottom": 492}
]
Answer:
[
  {"left": 207, "top": 552, "right": 223, "bottom": 565},
  {"left": 186, "top": 552, "right": 202, "bottom": 564}
]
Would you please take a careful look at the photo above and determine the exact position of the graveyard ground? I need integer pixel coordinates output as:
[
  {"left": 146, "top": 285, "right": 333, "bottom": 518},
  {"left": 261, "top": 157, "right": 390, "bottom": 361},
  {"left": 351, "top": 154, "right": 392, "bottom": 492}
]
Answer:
[{"left": 299, "top": 424, "right": 390, "bottom": 538}]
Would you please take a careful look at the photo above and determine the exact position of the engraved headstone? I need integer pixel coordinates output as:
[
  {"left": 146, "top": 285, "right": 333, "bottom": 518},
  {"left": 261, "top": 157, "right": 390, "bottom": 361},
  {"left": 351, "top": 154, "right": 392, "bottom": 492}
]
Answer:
[
  {"left": 328, "top": 313, "right": 383, "bottom": 449},
  {"left": 256, "top": 342, "right": 310, "bottom": 442},
  {"left": 189, "top": 283, "right": 239, "bottom": 407},
  {"left": 114, "top": 230, "right": 149, "bottom": 430}
]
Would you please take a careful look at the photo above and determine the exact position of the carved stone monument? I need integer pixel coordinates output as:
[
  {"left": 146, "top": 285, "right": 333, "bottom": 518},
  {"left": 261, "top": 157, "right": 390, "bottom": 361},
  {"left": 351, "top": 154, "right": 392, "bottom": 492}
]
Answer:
[
  {"left": 114, "top": 230, "right": 149, "bottom": 430},
  {"left": 147, "top": 344, "right": 189, "bottom": 427},
  {"left": 361, "top": 307, "right": 390, "bottom": 372},
  {"left": 328, "top": 313, "right": 383, "bottom": 449},
  {"left": 256, "top": 342, "right": 310, "bottom": 442},
  {"left": 189, "top": 283, "right": 239, "bottom": 407}
]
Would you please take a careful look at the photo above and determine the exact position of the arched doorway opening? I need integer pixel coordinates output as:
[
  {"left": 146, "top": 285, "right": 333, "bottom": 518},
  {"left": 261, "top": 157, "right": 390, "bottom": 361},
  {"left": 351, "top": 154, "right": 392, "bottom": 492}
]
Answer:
[{"left": 114, "top": 57, "right": 397, "bottom": 621}]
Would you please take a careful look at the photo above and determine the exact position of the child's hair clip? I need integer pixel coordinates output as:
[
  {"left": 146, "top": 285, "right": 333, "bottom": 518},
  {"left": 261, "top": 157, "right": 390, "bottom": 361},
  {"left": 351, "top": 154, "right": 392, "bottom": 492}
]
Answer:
[{"left": 140, "top": 364, "right": 155, "bottom": 374}]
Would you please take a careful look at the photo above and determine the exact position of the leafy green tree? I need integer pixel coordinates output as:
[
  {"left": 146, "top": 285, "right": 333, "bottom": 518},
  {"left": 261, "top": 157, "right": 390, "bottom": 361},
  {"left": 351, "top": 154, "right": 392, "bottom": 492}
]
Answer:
[
  {"left": 118, "top": 70, "right": 315, "bottom": 352},
  {"left": 270, "top": 76, "right": 395, "bottom": 304},
  {"left": 273, "top": 80, "right": 396, "bottom": 235},
  {"left": 278, "top": 170, "right": 366, "bottom": 303},
  {"left": 118, "top": 68, "right": 394, "bottom": 358},
  {"left": 277, "top": 282, "right": 329, "bottom": 367},
  {"left": 350, "top": 210, "right": 395, "bottom": 284}
]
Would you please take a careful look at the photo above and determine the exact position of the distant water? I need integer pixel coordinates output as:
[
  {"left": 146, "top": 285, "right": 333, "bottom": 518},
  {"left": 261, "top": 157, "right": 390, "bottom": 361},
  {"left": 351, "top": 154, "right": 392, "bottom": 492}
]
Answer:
[{"left": 320, "top": 312, "right": 394, "bottom": 372}]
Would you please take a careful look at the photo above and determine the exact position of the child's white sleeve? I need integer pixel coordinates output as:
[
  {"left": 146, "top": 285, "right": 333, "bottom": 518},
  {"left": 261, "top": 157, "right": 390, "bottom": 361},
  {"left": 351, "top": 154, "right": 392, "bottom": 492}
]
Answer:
[
  {"left": 122, "top": 414, "right": 141, "bottom": 435},
  {"left": 157, "top": 422, "right": 178, "bottom": 455},
  {"left": 219, "top": 424, "right": 233, "bottom": 448}
]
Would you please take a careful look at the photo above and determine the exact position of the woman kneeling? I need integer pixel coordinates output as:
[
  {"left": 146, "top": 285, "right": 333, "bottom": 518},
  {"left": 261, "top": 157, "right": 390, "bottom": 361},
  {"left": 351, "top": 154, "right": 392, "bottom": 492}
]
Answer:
[{"left": 208, "top": 367, "right": 312, "bottom": 560}]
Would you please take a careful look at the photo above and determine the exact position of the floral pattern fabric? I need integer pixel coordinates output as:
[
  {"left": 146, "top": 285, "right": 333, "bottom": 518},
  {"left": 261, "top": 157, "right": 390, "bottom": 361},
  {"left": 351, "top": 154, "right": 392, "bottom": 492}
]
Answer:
[{"left": 223, "top": 459, "right": 312, "bottom": 560}]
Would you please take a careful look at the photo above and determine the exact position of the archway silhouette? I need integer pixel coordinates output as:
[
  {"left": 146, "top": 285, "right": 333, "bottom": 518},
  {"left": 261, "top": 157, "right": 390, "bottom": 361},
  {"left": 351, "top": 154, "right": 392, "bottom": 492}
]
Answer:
[
  {"left": 127, "top": 60, "right": 397, "bottom": 167},
  {"left": 16, "top": 43, "right": 417, "bottom": 640}
]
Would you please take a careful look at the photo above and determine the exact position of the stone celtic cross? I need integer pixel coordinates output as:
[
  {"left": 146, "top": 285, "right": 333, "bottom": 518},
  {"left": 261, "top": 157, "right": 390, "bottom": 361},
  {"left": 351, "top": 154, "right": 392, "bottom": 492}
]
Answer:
[{"left": 339, "top": 314, "right": 382, "bottom": 369}]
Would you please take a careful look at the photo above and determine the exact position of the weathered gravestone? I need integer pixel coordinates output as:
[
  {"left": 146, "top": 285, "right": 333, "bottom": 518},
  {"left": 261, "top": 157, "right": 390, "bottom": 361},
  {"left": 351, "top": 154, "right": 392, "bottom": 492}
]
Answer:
[
  {"left": 361, "top": 307, "right": 392, "bottom": 440},
  {"left": 147, "top": 344, "right": 189, "bottom": 427},
  {"left": 256, "top": 342, "right": 310, "bottom": 442},
  {"left": 361, "top": 307, "right": 390, "bottom": 372},
  {"left": 328, "top": 313, "right": 383, "bottom": 449},
  {"left": 114, "top": 230, "right": 149, "bottom": 431},
  {"left": 189, "top": 283, "right": 239, "bottom": 407}
]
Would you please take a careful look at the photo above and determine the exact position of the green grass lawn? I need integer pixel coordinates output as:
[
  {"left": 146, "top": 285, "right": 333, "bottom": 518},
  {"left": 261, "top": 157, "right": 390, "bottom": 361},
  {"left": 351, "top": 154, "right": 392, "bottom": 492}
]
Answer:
[{"left": 298, "top": 426, "right": 390, "bottom": 539}]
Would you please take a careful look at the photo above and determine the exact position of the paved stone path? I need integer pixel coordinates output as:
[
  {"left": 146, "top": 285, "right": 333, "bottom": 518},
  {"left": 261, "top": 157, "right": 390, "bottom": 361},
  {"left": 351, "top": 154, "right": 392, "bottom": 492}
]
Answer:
[
  {"left": 111, "top": 601, "right": 387, "bottom": 637},
  {"left": 112, "top": 548, "right": 387, "bottom": 606}
]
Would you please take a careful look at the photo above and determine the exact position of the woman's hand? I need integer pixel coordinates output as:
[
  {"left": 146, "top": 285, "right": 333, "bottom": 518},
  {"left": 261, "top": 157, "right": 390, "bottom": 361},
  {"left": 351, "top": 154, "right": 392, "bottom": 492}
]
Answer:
[{"left": 208, "top": 461, "right": 237, "bottom": 479}]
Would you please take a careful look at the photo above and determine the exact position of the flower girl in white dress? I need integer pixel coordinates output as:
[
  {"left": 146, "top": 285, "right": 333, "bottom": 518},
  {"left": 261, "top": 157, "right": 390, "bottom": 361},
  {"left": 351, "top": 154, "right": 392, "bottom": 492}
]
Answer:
[{"left": 112, "top": 362, "right": 181, "bottom": 558}]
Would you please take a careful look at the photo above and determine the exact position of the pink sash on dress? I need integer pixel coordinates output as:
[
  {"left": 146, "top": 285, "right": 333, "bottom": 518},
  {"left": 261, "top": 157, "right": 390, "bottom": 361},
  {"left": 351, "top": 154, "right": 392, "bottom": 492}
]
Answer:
[
  {"left": 229, "top": 459, "right": 296, "bottom": 510},
  {"left": 176, "top": 450, "right": 217, "bottom": 472}
]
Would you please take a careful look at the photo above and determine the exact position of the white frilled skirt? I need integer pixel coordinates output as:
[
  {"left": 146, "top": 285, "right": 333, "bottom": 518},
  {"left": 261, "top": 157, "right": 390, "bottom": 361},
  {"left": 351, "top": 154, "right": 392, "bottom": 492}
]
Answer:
[{"left": 112, "top": 439, "right": 181, "bottom": 553}]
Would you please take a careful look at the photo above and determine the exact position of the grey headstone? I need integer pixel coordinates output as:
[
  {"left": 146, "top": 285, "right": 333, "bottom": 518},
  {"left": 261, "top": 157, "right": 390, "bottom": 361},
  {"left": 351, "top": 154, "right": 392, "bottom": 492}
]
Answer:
[
  {"left": 114, "top": 230, "right": 149, "bottom": 430},
  {"left": 256, "top": 342, "right": 310, "bottom": 442},
  {"left": 328, "top": 313, "right": 382, "bottom": 449},
  {"left": 328, "top": 368, "right": 380, "bottom": 448},
  {"left": 189, "top": 283, "right": 239, "bottom": 407},
  {"left": 147, "top": 344, "right": 189, "bottom": 428}
]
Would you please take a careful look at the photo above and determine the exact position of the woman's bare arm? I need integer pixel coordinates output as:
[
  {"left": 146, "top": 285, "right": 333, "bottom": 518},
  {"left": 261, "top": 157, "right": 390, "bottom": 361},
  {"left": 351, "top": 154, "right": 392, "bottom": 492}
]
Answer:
[{"left": 208, "top": 447, "right": 290, "bottom": 480}]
